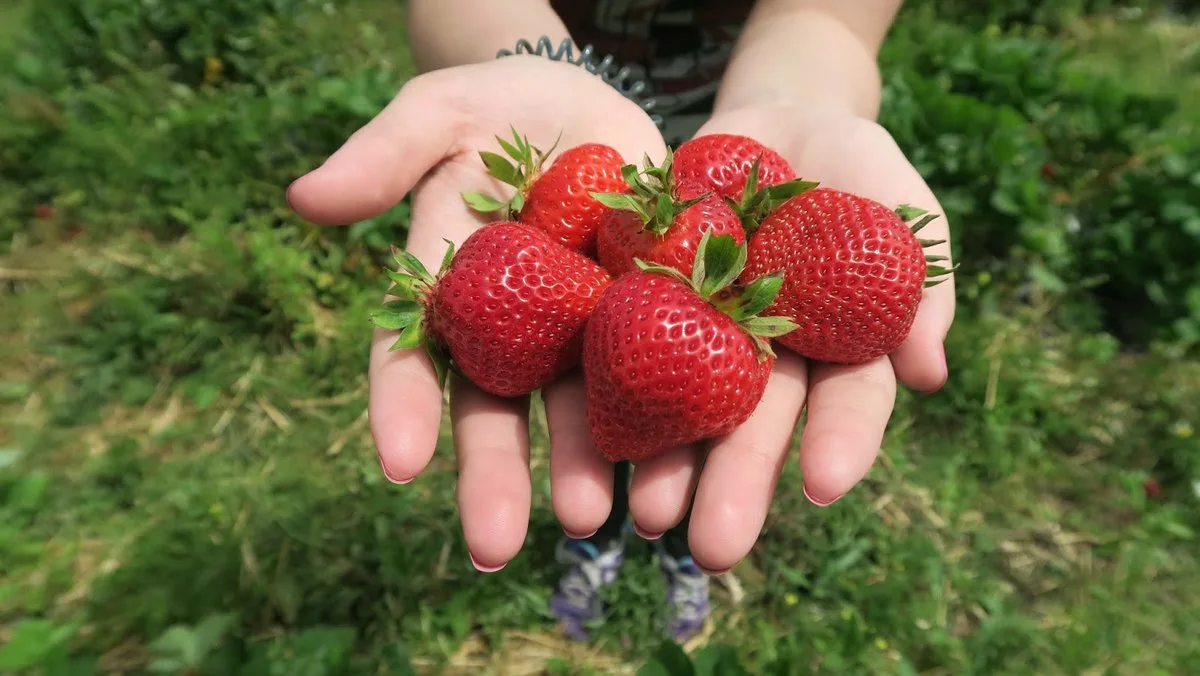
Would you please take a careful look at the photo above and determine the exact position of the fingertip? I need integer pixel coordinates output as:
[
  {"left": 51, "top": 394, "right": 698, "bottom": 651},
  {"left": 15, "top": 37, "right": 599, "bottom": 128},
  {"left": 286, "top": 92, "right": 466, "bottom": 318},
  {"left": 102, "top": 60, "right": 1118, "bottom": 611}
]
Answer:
[
  {"left": 544, "top": 377, "right": 617, "bottom": 536},
  {"left": 892, "top": 338, "right": 949, "bottom": 393},
  {"left": 627, "top": 446, "right": 701, "bottom": 534},
  {"left": 368, "top": 332, "right": 446, "bottom": 482},
  {"left": 798, "top": 432, "right": 876, "bottom": 505},
  {"left": 451, "top": 379, "right": 533, "bottom": 574},
  {"left": 285, "top": 159, "right": 400, "bottom": 227}
]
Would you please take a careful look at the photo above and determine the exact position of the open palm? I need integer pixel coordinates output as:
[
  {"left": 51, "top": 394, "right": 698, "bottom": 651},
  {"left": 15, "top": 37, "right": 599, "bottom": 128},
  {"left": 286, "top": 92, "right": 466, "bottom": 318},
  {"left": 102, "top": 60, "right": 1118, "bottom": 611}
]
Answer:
[
  {"left": 667, "top": 104, "right": 957, "bottom": 572},
  {"left": 288, "top": 56, "right": 667, "bottom": 571}
]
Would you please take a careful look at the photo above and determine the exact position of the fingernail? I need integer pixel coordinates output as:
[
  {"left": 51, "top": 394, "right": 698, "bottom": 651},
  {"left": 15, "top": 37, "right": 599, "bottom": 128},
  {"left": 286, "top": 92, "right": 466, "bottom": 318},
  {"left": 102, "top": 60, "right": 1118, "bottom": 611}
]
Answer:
[
  {"left": 564, "top": 528, "right": 598, "bottom": 540},
  {"left": 633, "top": 523, "right": 663, "bottom": 540},
  {"left": 378, "top": 457, "right": 413, "bottom": 485},
  {"left": 469, "top": 552, "right": 506, "bottom": 573},
  {"left": 803, "top": 485, "right": 843, "bottom": 507},
  {"left": 700, "top": 566, "right": 730, "bottom": 576}
]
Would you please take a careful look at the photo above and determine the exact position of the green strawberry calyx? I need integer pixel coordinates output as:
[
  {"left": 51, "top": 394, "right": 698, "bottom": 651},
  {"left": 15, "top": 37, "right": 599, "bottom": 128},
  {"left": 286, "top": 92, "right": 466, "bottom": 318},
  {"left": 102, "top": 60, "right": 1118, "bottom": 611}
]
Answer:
[
  {"left": 368, "top": 241, "right": 457, "bottom": 389},
  {"left": 895, "top": 204, "right": 958, "bottom": 288},
  {"left": 462, "top": 126, "right": 562, "bottom": 219},
  {"left": 588, "top": 149, "right": 712, "bottom": 237},
  {"left": 632, "top": 230, "right": 799, "bottom": 361},
  {"left": 730, "top": 157, "right": 820, "bottom": 236}
]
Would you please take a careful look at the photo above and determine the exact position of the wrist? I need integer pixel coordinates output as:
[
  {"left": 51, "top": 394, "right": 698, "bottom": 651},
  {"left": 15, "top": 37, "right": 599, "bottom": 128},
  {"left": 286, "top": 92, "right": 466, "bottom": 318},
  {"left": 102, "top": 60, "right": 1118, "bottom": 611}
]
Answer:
[
  {"left": 407, "top": 0, "right": 572, "bottom": 72},
  {"left": 712, "top": 5, "right": 885, "bottom": 120}
]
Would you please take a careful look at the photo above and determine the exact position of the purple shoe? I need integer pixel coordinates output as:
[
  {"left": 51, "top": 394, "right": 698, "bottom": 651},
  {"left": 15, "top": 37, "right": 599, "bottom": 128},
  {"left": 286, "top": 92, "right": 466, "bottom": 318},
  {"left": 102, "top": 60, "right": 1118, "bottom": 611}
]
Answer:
[
  {"left": 655, "top": 544, "right": 711, "bottom": 642},
  {"left": 549, "top": 537, "right": 625, "bottom": 641}
]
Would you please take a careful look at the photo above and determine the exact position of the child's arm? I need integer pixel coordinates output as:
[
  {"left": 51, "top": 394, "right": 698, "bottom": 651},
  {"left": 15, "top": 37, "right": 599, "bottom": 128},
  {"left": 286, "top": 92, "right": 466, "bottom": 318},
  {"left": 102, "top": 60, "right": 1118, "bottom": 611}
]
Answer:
[
  {"left": 713, "top": 0, "right": 904, "bottom": 119},
  {"left": 408, "top": 0, "right": 575, "bottom": 72}
]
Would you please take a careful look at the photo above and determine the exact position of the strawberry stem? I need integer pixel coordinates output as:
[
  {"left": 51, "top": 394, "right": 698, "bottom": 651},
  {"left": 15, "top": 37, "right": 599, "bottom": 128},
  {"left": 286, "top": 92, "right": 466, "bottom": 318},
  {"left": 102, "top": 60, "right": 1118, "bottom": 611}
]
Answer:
[
  {"left": 462, "top": 126, "right": 561, "bottom": 220},
  {"left": 728, "top": 158, "right": 820, "bottom": 236},
  {"left": 589, "top": 149, "right": 711, "bottom": 237},
  {"left": 633, "top": 229, "right": 798, "bottom": 361}
]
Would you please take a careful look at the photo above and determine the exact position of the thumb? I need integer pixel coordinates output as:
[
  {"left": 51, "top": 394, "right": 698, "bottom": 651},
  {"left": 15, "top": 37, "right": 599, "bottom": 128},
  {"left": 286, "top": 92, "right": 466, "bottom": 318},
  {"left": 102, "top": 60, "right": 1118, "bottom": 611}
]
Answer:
[{"left": 286, "top": 75, "right": 459, "bottom": 226}]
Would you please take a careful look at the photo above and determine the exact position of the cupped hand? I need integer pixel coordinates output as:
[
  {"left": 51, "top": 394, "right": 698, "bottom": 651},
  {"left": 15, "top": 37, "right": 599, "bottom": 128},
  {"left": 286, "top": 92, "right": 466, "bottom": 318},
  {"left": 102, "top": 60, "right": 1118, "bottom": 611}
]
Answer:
[
  {"left": 288, "top": 56, "right": 667, "bottom": 571},
  {"left": 667, "top": 105, "right": 957, "bottom": 574}
]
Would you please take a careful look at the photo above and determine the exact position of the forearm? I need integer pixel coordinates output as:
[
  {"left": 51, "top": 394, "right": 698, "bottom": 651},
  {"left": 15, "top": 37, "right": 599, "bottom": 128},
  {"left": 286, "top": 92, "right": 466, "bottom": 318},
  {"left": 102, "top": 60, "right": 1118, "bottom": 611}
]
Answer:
[
  {"left": 713, "top": 0, "right": 903, "bottom": 120},
  {"left": 407, "top": 0, "right": 573, "bottom": 72}
]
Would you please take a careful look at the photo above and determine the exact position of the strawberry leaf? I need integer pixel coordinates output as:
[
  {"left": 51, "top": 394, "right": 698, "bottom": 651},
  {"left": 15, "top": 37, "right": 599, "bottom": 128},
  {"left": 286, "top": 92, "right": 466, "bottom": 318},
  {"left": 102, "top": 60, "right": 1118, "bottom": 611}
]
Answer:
[
  {"left": 621, "top": 163, "right": 645, "bottom": 194},
  {"left": 749, "top": 334, "right": 778, "bottom": 361},
  {"left": 764, "top": 180, "right": 819, "bottom": 202},
  {"left": 691, "top": 229, "right": 711, "bottom": 291},
  {"left": 590, "top": 191, "right": 649, "bottom": 219},
  {"left": 496, "top": 134, "right": 523, "bottom": 164},
  {"left": 740, "top": 315, "right": 799, "bottom": 337},
  {"left": 633, "top": 257, "right": 692, "bottom": 287},
  {"left": 895, "top": 204, "right": 927, "bottom": 221},
  {"left": 385, "top": 271, "right": 424, "bottom": 300},
  {"left": 390, "top": 319, "right": 426, "bottom": 351},
  {"left": 426, "top": 341, "right": 451, "bottom": 390},
  {"left": 649, "top": 192, "right": 676, "bottom": 235},
  {"left": 742, "top": 157, "right": 762, "bottom": 201},
  {"left": 479, "top": 151, "right": 521, "bottom": 188},
  {"left": 391, "top": 247, "right": 436, "bottom": 286},
  {"left": 696, "top": 232, "right": 746, "bottom": 297},
  {"left": 727, "top": 271, "right": 783, "bottom": 321},
  {"left": 462, "top": 191, "right": 510, "bottom": 214},
  {"left": 926, "top": 264, "right": 959, "bottom": 279},
  {"left": 370, "top": 300, "right": 423, "bottom": 330},
  {"left": 736, "top": 177, "right": 819, "bottom": 235},
  {"left": 438, "top": 239, "right": 456, "bottom": 275},
  {"left": 910, "top": 213, "right": 938, "bottom": 234}
]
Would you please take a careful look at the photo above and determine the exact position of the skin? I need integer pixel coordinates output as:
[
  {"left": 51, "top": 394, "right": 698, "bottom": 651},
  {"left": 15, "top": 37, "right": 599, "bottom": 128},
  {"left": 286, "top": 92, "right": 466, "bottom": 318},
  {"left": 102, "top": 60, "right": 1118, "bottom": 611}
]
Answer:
[{"left": 287, "top": 0, "right": 955, "bottom": 575}]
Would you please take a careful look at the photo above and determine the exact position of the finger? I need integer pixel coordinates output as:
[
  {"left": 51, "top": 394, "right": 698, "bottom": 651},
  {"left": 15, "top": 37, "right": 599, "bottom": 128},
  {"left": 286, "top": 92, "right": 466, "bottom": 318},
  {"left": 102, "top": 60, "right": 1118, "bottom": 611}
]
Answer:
[
  {"left": 544, "top": 375, "right": 615, "bottom": 538},
  {"left": 627, "top": 445, "right": 702, "bottom": 537},
  {"left": 890, "top": 278, "right": 954, "bottom": 393},
  {"left": 368, "top": 327, "right": 445, "bottom": 484},
  {"left": 688, "top": 351, "right": 808, "bottom": 573},
  {"left": 367, "top": 194, "right": 483, "bottom": 482},
  {"left": 287, "top": 73, "right": 460, "bottom": 226},
  {"left": 451, "top": 376, "right": 532, "bottom": 572},
  {"left": 799, "top": 357, "right": 896, "bottom": 506}
]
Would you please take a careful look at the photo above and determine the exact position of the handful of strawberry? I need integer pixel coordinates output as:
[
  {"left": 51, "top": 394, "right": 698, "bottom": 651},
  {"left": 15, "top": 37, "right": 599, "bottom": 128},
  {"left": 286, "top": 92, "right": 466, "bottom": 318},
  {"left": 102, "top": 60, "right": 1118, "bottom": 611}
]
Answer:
[{"left": 371, "top": 129, "right": 954, "bottom": 462}]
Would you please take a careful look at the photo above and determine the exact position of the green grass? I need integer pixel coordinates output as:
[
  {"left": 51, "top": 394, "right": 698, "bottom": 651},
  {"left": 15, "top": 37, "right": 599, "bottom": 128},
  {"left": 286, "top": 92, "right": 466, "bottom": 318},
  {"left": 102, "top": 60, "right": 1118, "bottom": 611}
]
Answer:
[{"left": 2, "top": 1, "right": 1199, "bottom": 674}]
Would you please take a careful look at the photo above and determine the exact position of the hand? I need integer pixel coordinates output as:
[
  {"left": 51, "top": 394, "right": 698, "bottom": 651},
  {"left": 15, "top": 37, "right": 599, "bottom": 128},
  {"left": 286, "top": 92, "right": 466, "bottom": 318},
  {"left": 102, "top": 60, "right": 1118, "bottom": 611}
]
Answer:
[
  {"left": 668, "top": 105, "right": 957, "bottom": 573},
  {"left": 287, "top": 56, "right": 667, "bottom": 571}
]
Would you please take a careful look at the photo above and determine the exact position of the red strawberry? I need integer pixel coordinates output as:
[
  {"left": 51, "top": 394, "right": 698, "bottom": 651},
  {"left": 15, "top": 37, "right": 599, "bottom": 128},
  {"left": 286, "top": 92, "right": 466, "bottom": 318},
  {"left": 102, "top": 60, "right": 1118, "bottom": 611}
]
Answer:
[
  {"left": 591, "top": 152, "right": 745, "bottom": 279},
  {"left": 584, "top": 231, "right": 798, "bottom": 462},
  {"left": 463, "top": 128, "right": 625, "bottom": 255},
  {"left": 1144, "top": 478, "right": 1162, "bottom": 498},
  {"left": 671, "top": 132, "right": 797, "bottom": 202},
  {"left": 371, "top": 222, "right": 613, "bottom": 397},
  {"left": 740, "top": 187, "right": 954, "bottom": 365}
]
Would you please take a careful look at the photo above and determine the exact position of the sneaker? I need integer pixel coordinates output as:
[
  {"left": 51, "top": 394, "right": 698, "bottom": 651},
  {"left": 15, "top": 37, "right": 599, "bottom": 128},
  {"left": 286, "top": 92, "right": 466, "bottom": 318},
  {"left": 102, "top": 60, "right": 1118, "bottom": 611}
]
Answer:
[
  {"left": 655, "top": 543, "right": 711, "bottom": 642},
  {"left": 549, "top": 536, "right": 626, "bottom": 641}
]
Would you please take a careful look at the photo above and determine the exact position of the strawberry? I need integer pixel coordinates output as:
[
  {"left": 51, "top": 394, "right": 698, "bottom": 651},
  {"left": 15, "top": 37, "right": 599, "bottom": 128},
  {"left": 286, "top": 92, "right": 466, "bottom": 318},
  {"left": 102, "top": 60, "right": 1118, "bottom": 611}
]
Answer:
[
  {"left": 583, "top": 231, "right": 798, "bottom": 462},
  {"left": 370, "top": 222, "right": 613, "bottom": 397},
  {"left": 740, "top": 187, "right": 955, "bottom": 365},
  {"left": 463, "top": 128, "right": 626, "bottom": 255},
  {"left": 591, "top": 151, "right": 745, "bottom": 279},
  {"left": 671, "top": 133, "right": 798, "bottom": 201}
]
